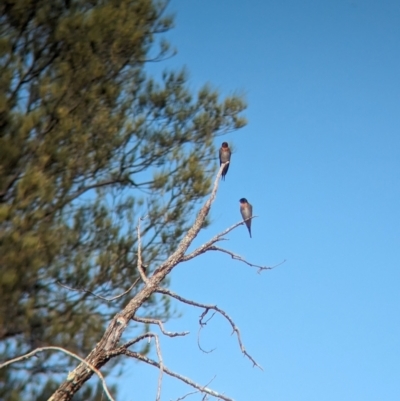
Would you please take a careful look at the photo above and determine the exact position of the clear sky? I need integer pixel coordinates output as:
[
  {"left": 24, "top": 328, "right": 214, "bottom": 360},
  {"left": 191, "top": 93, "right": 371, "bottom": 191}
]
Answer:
[{"left": 118, "top": 1, "right": 400, "bottom": 400}]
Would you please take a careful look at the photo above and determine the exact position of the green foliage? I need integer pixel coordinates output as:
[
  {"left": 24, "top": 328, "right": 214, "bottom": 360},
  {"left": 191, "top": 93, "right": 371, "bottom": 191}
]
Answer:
[{"left": 0, "top": 0, "right": 246, "bottom": 398}]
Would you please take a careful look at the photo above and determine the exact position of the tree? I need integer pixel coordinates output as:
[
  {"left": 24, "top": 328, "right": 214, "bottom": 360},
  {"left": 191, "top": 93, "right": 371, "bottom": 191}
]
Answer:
[
  {"left": 0, "top": 0, "right": 246, "bottom": 399},
  {"left": 1, "top": 164, "right": 274, "bottom": 401}
]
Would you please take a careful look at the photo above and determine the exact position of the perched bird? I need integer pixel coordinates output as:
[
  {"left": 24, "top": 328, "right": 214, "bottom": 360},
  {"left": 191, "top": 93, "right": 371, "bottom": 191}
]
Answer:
[
  {"left": 239, "top": 198, "right": 253, "bottom": 238},
  {"left": 219, "top": 142, "right": 231, "bottom": 180}
]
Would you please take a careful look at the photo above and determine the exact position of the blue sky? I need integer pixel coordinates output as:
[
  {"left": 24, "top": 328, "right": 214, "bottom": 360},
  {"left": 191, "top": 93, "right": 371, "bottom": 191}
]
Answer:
[{"left": 118, "top": 1, "right": 400, "bottom": 400}]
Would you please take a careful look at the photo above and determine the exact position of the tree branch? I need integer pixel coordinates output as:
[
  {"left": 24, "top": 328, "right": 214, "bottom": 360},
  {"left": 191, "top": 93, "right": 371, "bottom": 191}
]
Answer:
[
  {"left": 133, "top": 316, "right": 189, "bottom": 337},
  {"left": 136, "top": 216, "right": 149, "bottom": 285},
  {"left": 208, "top": 246, "right": 285, "bottom": 273},
  {"left": 156, "top": 287, "right": 262, "bottom": 370},
  {"left": 48, "top": 164, "right": 225, "bottom": 400},
  {"left": 197, "top": 312, "right": 217, "bottom": 354},
  {"left": 121, "top": 350, "right": 234, "bottom": 401},
  {"left": 153, "top": 163, "right": 225, "bottom": 276},
  {"left": 154, "top": 333, "right": 164, "bottom": 401},
  {"left": 181, "top": 217, "right": 257, "bottom": 263},
  {"left": 0, "top": 346, "right": 115, "bottom": 401},
  {"left": 174, "top": 376, "right": 217, "bottom": 401},
  {"left": 56, "top": 279, "right": 139, "bottom": 302}
]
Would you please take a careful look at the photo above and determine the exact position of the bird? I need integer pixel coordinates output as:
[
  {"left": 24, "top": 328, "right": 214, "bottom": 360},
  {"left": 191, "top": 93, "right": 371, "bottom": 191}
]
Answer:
[
  {"left": 239, "top": 198, "right": 253, "bottom": 238},
  {"left": 219, "top": 142, "right": 231, "bottom": 180}
]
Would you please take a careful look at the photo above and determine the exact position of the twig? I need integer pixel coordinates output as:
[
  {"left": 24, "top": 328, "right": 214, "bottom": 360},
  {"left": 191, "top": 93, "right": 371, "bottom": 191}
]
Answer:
[
  {"left": 208, "top": 246, "right": 285, "bottom": 273},
  {"left": 118, "top": 333, "right": 158, "bottom": 350},
  {"left": 122, "top": 350, "right": 234, "bottom": 401},
  {"left": 197, "top": 312, "right": 216, "bottom": 354},
  {"left": 154, "top": 334, "right": 164, "bottom": 401},
  {"left": 137, "top": 216, "right": 149, "bottom": 285},
  {"left": 175, "top": 389, "right": 199, "bottom": 401},
  {"left": 56, "top": 280, "right": 139, "bottom": 302},
  {"left": 174, "top": 376, "right": 217, "bottom": 401},
  {"left": 0, "top": 346, "right": 115, "bottom": 401},
  {"left": 181, "top": 217, "right": 258, "bottom": 263},
  {"left": 133, "top": 316, "right": 189, "bottom": 337},
  {"left": 109, "top": 332, "right": 165, "bottom": 401},
  {"left": 153, "top": 163, "right": 225, "bottom": 276},
  {"left": 156, "top": 288, "right": 262, "bottom": 370}
]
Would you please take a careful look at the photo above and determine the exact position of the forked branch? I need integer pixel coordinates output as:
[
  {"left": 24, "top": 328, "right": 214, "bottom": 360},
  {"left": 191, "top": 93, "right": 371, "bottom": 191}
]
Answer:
[
  {"left": 208, "top": 246, "right": 286, "bottom": 273},
  {"left": 3, "top": 163, "right": 274, "bottom": 401},
  {"left": 133, "top": 316, "right": 189, "bottom": 337},
  {"left": 46, "top": 164, "right": 226, "bottom": 401},
  {"left": 156, "top": 287, "right": 263, "bottom": 370},
  {"left": 0, "top": 346, "right": 115, "bottom": 401},
  {"left": 181, "top": 217, "right": 257, "bottom": 263},
  {"left": 121, "top": 349, "right": 234, "bottom": 401},
  {"left": 56, "top": 280, "right": 139, "bottom": 302}
]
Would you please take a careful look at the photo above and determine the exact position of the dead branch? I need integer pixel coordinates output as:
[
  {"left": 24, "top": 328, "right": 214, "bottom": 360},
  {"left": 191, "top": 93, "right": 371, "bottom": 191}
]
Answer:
[
  {"left": 0, "top": 346, "right": 115, "bottom": 401},
  {"left": 181, "top": 217, "right": 257, "bottom": 263},
  {"left": 110, "top": 335, "right": 221, "bottom": 401},
  {"left": 121, "top": 350, "right": 234, "bottom": 401},
  {"left": 154, "top": 333, "right": 164, "bottom": 401},
  {"left": 48, "top": 164, "right": 225, "bottom": 401},
  {"left": 207, "top": 246, "right": 285, "bottom": 273},
  {"left": 197, "top": 312, "right": 217, "bottom": 354},
  {"left": 133, "top": 316, "right": 189, "bottom": 337},
  {"left": 152, "top": 163, "right": 225, "bottom": 276},
  {"left": 109, "top": 332, "right": 165, "bottom": 401},
  {"left": 156, "top": 287, "right": 263, "bottom": 370},
  {"left": 174, "top": 376, "right": 217, "bottom": 401},
  {"left": 56, "top": 279, "right": 139, "bottom": 302},
  {"left": 116, "top": 332, "right": 164, "bottom": 351},
  {"left": 137, "top": 216, "right": 149, "bottom": 285}
]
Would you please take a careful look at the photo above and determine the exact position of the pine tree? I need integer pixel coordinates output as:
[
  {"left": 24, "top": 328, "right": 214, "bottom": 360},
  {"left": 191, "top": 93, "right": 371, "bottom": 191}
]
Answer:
[{"left": 0, "top": 0, "right": 246, "bottom": 398}]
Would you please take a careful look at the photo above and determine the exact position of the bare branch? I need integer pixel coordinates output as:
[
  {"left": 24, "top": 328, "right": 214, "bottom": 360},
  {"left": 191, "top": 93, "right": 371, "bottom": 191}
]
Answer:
[
  {"left": 208, "top": 246, "right": 285, "bottom": 273},
  {"left": 156, "top": 288, "right": 263, "bottom": 370},
  {"left": 133, "top": 316, "right": 189, "bottom": 337},
  {"left": 153, "top": 163, "right": 225, "bottom": 276},
  {"left": 174, "top": 376, "right": 217, "bottom": 401},
  {"left": 118, "top": 333, "right": 157, "bottom": 350},
  {"left": 48, "top": 165, "right": 241, "bottom": 401},
  {"left": 137, "top": 216, "right": 150, "bottom": 285},
  {"left": 197, "top": 312, "right": 217, "bottom": 354},
  {"left": 175, "top": 389, "right": 199, "bottom": 401},
  {"left": 56, "top": 279, "right": 139, "bottom": 302},
  {"left": 122, "top": 350, "right": 234, "bottom": 401},
  {"left": 154, "top": 334, "right": 164, "bottom": 401},
  {"left": 181, "top": 217, "right": 257, "bottom": 263},
  {"left": 110, "top": 332, "right": 165, "bottom": 401},
  {"left": 0, "top": 346, "right": 115, "bottom": 401}
]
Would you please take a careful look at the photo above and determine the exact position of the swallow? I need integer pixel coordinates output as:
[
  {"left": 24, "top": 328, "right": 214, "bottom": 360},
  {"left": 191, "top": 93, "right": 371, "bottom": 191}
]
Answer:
[
  {"left": 239, "top": 198, "right": 253, "bottom": 238},
  {"left": 219, "top": 142, "right": 231, "bottom": 180}
]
